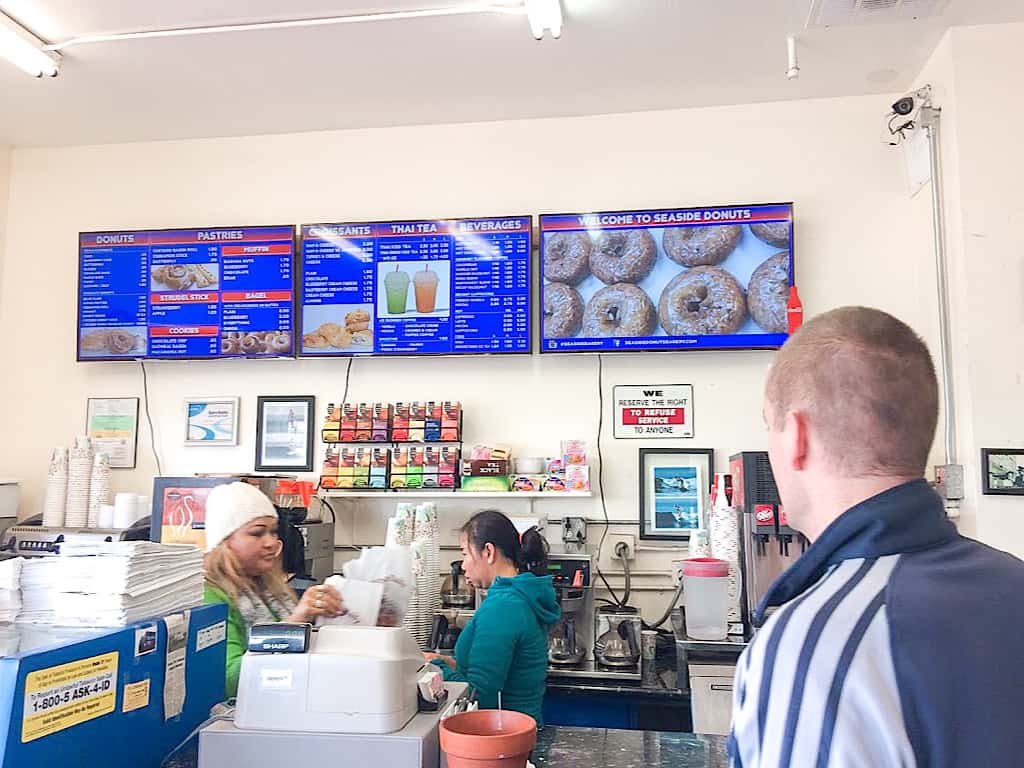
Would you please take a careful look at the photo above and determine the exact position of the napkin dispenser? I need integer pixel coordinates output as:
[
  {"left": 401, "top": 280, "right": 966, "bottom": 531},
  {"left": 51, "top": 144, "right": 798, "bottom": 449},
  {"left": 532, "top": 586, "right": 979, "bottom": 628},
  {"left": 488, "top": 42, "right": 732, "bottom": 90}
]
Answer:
[{"left": 235, "top": 624, "right": 425, "bottom": 734}]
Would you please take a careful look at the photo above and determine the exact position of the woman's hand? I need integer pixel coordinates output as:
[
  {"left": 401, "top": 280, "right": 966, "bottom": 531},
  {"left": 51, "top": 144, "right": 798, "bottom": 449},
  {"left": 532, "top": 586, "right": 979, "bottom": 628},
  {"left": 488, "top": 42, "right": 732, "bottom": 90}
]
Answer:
[
  {"left": 423, "top": 652, "right": 456, "bottom": 670},
  {"left": 288, "top": 584, "right": 344, "bottom": 623}
]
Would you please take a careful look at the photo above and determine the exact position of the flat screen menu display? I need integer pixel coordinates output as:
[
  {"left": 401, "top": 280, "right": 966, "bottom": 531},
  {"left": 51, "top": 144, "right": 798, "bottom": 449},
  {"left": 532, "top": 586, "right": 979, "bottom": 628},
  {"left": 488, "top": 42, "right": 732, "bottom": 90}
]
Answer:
[
  {"left": 78, "top": 226, "right": 295, "bottom": 360},
  {"left": 299, "top": 216, "right": 531, "bottom": 356},
  {"left": 540, "top": 203, "right": 794, "bottom": 353}
]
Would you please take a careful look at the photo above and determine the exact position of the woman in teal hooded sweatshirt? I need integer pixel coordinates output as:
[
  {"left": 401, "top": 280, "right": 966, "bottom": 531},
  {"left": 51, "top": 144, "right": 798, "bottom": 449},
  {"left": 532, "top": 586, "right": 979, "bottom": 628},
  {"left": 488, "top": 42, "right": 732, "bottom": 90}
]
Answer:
[{"left": 426, "top": 510, "right": 560, "bottom": 725}]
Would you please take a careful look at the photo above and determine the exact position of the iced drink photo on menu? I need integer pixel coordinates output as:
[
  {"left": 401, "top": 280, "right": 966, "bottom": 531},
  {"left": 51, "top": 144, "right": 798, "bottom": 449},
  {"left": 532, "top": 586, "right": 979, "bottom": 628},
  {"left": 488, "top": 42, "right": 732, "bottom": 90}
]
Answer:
[
  {"left": 414, "top": 265, "right": 439, "bottom": 313},
  {"left": 384, "top": 266, "right": 410, "bottom": 314}
]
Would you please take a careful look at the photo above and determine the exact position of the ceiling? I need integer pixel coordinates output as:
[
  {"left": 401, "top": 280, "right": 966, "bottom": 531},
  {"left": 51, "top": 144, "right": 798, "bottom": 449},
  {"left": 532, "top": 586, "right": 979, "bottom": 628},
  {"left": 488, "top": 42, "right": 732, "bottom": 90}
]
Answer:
[{"left": 0, "top": 0, "right": 1021, "bottom": 147}]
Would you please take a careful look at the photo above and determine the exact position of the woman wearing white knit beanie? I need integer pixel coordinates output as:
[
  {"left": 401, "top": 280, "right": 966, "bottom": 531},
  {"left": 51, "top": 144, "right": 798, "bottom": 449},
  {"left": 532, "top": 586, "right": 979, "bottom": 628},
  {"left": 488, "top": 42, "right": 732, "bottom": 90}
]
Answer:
[{"left": 202, "top": 481, "right": 343, "bottom": 697}]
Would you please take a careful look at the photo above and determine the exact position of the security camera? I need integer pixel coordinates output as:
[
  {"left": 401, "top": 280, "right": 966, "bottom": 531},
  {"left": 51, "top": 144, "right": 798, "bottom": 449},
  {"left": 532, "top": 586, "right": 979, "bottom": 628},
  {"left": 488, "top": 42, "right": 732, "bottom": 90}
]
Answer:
[
  {"left": 882, "top": 85, "right": 933, "bottom": 146},
  {"left": 892, "top": 96, "right": 916, "bottom": 116},
  {"left": 890, "top": 86, "right": 932, "bottom": 120}
]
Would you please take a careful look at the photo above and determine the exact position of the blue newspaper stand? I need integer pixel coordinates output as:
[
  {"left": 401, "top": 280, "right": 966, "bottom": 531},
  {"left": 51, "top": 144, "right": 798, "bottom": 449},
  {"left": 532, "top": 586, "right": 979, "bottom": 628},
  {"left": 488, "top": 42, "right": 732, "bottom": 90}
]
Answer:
[{"left": 0, "top": 603, "right": 227, "bottom": 768}]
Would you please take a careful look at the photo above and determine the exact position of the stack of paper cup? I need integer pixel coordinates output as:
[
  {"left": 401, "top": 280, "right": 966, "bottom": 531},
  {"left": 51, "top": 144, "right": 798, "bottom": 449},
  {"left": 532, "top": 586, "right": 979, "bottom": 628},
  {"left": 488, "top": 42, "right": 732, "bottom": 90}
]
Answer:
[
  {"left": 64, "top": 436, "right": 93, "bottom": 528},
  {"left": 113, "top": 492, "right": 137, "bottom": 530},
  {"left": 98, "top": 504, "right": 116, "bottom": 529},
  {"left": 42, "top": 447, "right": 69, "bottom": 527},
  {"left": 87, "top": 452, "right": 112, "bottom": 527}
]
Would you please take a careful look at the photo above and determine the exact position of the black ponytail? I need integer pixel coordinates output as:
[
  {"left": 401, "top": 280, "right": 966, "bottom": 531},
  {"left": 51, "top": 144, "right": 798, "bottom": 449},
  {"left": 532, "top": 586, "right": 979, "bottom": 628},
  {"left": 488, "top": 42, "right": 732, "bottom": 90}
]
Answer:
[{"left": 462, "top": 510, "right": 549, "bottom": 576}]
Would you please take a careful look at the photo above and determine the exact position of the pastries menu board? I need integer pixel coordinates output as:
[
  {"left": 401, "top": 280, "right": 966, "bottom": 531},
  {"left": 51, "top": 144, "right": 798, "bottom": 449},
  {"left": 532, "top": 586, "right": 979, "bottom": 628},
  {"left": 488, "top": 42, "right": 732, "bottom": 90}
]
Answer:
[
  {"left": 299, "top": 216, "right": 531, "bottom": 356},
  {"left": 78, "top": 227, "right": 295, "bottom": 360},
  {"left": 540, "top": 203, "right": 794, "bottom": 353}
]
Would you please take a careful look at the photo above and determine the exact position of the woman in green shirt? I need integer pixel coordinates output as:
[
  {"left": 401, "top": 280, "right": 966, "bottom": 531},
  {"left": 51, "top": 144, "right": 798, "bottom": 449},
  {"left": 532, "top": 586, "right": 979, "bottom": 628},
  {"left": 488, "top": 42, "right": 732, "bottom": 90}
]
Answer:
[
  {"left": 425, "top": 510, "right": 560, "bottom": 724},
  {"left": 202, "top": 482, "right": 343, "bottom": 697}
]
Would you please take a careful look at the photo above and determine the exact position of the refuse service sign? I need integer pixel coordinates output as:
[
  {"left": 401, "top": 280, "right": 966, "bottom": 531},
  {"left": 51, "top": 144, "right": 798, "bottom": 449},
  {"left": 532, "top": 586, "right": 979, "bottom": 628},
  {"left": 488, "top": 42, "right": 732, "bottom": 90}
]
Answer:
[{"left": 613, "top": 385, "right": 693, "bottom": 439}]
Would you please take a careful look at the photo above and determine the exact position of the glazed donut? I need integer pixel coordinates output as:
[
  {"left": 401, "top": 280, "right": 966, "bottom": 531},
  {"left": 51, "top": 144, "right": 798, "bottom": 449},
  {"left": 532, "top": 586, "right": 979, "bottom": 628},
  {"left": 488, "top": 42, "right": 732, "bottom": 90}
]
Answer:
[
  {"left": 80, "top": 330, "right": 110, "bottom": 351},
  {"left": 658, "top": 266, "right": 746, "bottom": 336},
  {"left": 749, "top": 222, "right": 790, "bottom": 249},
  {"left": 582, "top": 284, "right": 656, "bottom": 337},
  {"left": 662, "top": 225, "right": 742, "bottom": 267},
  {"left": 345, "top": 321, "right": 370, "bottom": 333},
  {"left": 590, "top": 230, "right": 657, "bottom": 285},
  {"left": 108, "top": 331, "right": 139, "bottom": 354},
  {"left": 345, "top": 310, "right": 371, "bottom": 325},
  {"left": 543, "top": 283, "right": 584, "bottom": 338},
  {"left": 221, "top": 338, "right": 240, "bottom": 355},
  {"left": 270, "top": 333, "right": 292, "bottom": 354},
  {"left": 544, "top": 232, "right": 592, "bottom": 285},
  {"left": 747, "top": 253, "right": 790, "bottom": 333}
]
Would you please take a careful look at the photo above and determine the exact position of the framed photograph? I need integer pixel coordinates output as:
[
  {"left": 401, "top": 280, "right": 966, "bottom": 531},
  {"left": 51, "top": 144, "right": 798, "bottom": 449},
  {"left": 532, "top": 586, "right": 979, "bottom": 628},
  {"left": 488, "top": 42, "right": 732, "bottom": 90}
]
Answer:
[
  {"left": 86, "top": 397, "right": 140, "bottom": 469},
  {"left": 981, "top": 449, "right": 1024, "bottom": 496},
  {"left": 255, "top": 396, "right": 315, "bottom": 472},
  {"left": 639, "top": 448, "right": 714, "bottom": 541},
  {"left": 184, "top": 397, "right": 240, "bottom": 446}
]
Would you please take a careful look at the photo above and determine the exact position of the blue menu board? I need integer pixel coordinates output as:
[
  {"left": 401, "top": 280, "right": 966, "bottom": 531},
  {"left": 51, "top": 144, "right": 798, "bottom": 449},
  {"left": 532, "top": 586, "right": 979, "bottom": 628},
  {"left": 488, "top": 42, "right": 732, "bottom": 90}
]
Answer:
[
  {"left": 540, "top": 203, "right": 794, "bottom": 353},
  {"left": 78, "top": 226, "right": 295, "bottom": 360},
  {"left": 299, "top": 216, "right": 531, "bottom": 356}
]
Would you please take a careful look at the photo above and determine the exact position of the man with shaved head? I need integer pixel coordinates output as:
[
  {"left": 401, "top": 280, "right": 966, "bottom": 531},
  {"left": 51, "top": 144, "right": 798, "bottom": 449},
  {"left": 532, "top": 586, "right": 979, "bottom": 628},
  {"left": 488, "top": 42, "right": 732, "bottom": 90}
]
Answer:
[{"left": 728, "top": 306, "right": 1024, "bottom": 768}]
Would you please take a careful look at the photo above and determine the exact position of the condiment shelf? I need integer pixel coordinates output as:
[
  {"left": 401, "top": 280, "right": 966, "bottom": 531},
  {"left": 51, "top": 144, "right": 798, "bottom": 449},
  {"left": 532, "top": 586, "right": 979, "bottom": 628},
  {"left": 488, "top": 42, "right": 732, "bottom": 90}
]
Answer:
[{"left": 321, "top": 491, "right": 593, "bottom": 499}]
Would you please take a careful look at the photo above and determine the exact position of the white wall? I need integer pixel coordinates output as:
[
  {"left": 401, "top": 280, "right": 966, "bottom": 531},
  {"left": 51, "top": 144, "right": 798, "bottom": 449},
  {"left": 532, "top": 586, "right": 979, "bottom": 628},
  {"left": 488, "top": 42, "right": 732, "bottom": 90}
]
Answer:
[
  {"left": 0, "top": 94, "right": 942, "bottom": 619},
  {"left": 911, "top": 23, "right": 1024, "bottom": 557},
  {"left": 0, "top": 145, "right": 9, "bottom": 312}
]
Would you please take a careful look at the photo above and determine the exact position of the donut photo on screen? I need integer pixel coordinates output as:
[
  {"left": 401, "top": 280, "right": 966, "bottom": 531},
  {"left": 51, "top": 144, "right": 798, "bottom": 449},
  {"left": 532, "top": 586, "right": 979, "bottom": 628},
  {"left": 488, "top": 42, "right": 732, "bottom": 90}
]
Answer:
[{"left": 539, "top": 203, "right": 794, "bottom": 353}]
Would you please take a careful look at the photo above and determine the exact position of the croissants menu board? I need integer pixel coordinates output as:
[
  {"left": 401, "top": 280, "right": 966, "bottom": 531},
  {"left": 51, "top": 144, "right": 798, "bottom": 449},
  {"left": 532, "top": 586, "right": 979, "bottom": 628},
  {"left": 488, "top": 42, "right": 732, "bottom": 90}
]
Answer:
[
  {"left": 78, "top": 227, "right": 295, "bottom": 361},
  {"left": 298, "top": 216, "right": 531, "bottom": 358},
  {"left": 540, "top": 203, "right": 794, "bottom": 353}
]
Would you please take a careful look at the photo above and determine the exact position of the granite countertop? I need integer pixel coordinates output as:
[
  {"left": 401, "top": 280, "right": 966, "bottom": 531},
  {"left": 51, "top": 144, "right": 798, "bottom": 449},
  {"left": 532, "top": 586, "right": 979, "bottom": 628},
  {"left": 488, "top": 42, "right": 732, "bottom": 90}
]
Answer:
[
  {"left": 533, "top": 726, "right": 728, "bottom": 768},
  {"left": 545, "top": 677, "right": 688, "bottom": 701}
]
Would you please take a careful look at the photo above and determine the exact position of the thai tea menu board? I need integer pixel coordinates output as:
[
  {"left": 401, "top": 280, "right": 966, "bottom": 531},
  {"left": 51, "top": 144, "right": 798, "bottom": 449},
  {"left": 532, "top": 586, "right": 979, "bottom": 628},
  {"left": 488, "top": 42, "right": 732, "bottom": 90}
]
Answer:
[
  {"left": 77, "top": 227, "right": 295, "bottom": 360},
  {"left": 299, "top": 216, "right": 531, "bottom": 356},
  {"left": 540, "top": 203, "right": 794, "bottom": 353}
]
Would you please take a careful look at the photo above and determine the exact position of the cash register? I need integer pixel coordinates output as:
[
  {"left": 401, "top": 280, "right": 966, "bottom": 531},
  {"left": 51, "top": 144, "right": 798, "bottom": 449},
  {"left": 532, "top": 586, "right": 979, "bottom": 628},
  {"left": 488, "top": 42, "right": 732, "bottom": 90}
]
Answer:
[{"left": 198, "top": 623, "right": 471, "bottom": 768}]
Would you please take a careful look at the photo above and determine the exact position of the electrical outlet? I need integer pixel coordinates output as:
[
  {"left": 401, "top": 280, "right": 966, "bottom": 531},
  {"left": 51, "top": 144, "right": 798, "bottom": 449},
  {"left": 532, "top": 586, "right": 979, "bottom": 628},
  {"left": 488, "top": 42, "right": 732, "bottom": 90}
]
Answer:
[{"left": 611, "top": 534, "right": 635, "bottom": 561}]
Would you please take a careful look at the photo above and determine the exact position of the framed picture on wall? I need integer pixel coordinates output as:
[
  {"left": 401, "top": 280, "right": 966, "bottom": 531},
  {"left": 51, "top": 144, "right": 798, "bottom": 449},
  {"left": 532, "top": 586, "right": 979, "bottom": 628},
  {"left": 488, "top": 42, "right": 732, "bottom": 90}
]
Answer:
[
  {"left": 255, "top": 395, "right": 315, "bottom": 472},
  {"left": 184, "top": 397, "right": 240, "bottom": 446},
  {"left": 85, "top": 397, "right": 139, "bottom": 469},
  {"left": 639, "top": 448, "right": 714, "bottom": 541},
  {"left": 981, "top": 448, "right": 1024, "bottom": 495}
]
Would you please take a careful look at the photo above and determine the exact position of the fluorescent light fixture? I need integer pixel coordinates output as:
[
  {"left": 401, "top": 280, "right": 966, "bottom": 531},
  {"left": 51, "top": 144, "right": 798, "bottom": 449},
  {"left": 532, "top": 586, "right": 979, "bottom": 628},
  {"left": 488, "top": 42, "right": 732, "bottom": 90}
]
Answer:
[
  {"left": 0, "top": 12, "right": 59, "bottom": 77},
  {"left": 524, "top": 0, "right": 562, "bottom": 39}
]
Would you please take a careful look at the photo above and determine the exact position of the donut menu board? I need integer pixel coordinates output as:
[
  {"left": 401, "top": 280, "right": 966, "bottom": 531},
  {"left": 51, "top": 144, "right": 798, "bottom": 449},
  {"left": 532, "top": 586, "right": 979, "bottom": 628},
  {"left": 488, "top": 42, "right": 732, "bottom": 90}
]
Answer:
[
  {"left": 540, "top": 203, "right": 794, "bottom": 353},
  {"left": 78, "top": 227, "right": 295, "bottom": 360},
  {"left": 299, "top": 216, "right": 531, "bottom": 356}
]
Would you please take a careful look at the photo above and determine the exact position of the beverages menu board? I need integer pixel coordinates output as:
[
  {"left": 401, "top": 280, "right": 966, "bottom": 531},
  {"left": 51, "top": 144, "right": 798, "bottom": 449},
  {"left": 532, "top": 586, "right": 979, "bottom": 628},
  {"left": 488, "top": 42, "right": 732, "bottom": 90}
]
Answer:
[
  {"left": 540, "top": 203, "right": 794, "bottom": 353},
  {"left": 299, "top": 216, "right": 531, "bottom": 356},
  {"left": 78, "top": 226, "right": 295, "bottom": 360}
]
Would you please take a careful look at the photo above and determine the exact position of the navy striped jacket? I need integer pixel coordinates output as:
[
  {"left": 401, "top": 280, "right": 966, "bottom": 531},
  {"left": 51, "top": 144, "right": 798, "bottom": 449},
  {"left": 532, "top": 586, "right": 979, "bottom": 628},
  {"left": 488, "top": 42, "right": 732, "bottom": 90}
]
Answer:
[{"left": 729, "top": 480, "right": 1024, "bottom": 767}]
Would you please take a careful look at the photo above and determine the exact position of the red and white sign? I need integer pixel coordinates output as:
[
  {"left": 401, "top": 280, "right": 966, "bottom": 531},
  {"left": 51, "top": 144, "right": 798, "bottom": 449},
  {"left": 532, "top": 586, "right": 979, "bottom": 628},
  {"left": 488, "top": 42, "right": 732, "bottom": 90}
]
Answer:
[{"left": 613, "top": 385, "right": 693, "bottom": 439}]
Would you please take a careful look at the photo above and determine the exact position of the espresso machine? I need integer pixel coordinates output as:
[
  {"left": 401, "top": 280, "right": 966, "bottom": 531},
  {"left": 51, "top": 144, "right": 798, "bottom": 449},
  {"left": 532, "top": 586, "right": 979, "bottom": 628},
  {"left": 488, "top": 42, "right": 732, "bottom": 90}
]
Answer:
[
  {"left": 730, "top": 451, "right": 808, "bottom": 637},
  {"left": 546, "top": 553, "right": 593, "bottom": 674}
]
